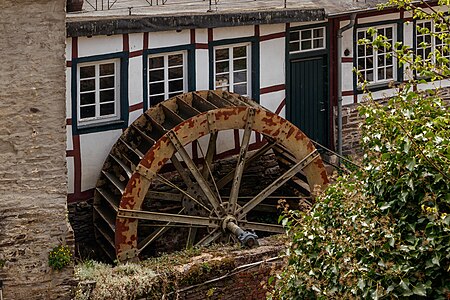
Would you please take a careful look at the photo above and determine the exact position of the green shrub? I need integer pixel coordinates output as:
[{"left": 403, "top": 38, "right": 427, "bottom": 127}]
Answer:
[{"left": 48, "top": 244, "right": 72, "bottom": 270}]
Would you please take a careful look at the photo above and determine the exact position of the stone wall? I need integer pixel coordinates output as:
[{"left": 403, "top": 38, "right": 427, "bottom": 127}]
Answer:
[{"left": 0, "top": 0, "right": 74, "bottom": 299}]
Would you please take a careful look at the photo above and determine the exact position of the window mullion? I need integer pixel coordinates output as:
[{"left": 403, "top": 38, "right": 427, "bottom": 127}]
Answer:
[
  {"left": 164, "top": 55, "right": 169, "bottom": 100},
  {"left": 95, "top": 64, "right": 100, "bottom": 118},
  {"left": 229, "top": 48, "right": 234, "bottom": 92}
]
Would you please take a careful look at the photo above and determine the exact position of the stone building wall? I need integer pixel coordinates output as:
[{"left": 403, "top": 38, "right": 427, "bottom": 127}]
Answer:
[{"left": 0, "top": 1, "right": 74, "bottom": 299}]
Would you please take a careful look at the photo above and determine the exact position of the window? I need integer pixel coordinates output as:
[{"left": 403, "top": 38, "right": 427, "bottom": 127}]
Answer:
[
  {"left": 416, "top": 20, "right": 450, "bottom": 64},
  {"left": 77, "top": 59, "right": 120, "bottom": 126},
  {"left": 214, "top": 44, "right": 250, "bottom": 96},
  {"left": 357, "top": 25, "right": 396, "bottom": 84},
  {"left": 289, "top": 27, "right": 325, "bottom": 53},
  {"left": 148, "top": 52, "right": 186, "bottom": 106}
]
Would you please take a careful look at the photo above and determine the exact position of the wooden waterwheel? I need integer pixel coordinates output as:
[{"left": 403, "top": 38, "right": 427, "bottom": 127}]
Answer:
[{"left": 93, "top": 91, "right": 329, "bottom": 262}]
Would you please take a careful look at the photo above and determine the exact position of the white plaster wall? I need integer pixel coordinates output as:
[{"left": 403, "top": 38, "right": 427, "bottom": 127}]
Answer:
[
  {"left": 67, "top": 157, "right": 74, "bottom": 194},
  {"left": 357, "top": 13, "right": 400, "bottom": 25},
  {"left": 213, "top": 25, "right": 254, "bottom": 40},
  {"left": 129, "top": 110, "right": 142, "bottom": 126},
  {"left": 260, "top": 38, "right": 285, "bottom": 88},
  {"left": 79, "top": 129, "right": 122, "bottom": 191},
  {"left": 195, "top": 28, "right": 208, "bottom": 43},
  {"left": 78, "top": 35, "right": 123, "bottom": 57},
  {"left": 341, "top": 63, "right": 354, "bottom": 92},
  {"left": 260, "top": 90, "right": 285, "bottom": 115},
  {"left": 340, "top": 26, "right": 353, "bottom": 57},
  {"left": 66, "top": 37, "right": 73, "bottom": 60},
  {"left": 342, "top": 95, "right": 354, "bottom": 106},
  {"left": 196, "top": 49, "right": 210, "bottom": 90},
  {"left": 148, "top": 30, "right": 190, "bottom": 48},
  {"left": 403, "top": 21, "right": 414, "bottom": 48},
  {"left": 66, "top": 126, "right": 73, "bottom": 151},
  {"left": 260, "top": 23, "right": 285, "bottom": 36},
  {"left": 129, "top": 32, "right": 143, "bottom": 52},
  {"left": 216, "top": 129, "right": 238, "bottom": 155},
  {"left": 66, "top": 67, "right": 72, "bottom": 118},
  {"left": 129, "top": 56, "right": 144, "bottom": 106}
]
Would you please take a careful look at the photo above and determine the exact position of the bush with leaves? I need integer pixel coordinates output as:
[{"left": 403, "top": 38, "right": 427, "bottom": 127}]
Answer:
[{"left": 269, "top": 1, "right": 450, "bottom": 299}]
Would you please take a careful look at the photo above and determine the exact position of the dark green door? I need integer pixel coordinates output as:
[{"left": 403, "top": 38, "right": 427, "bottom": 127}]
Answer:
[{"left": 288, "top": 56, "right": 328, "bottom": 146}]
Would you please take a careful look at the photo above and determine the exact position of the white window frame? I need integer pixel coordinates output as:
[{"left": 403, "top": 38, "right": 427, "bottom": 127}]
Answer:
[
  {"left": 148, "top": 51, "right": 187, "bottom": 106},
  {"left": 289, "top": 26, "right": 326, "bottom": 54},
  {"left": 416, "top": 20, "right": 450, "bottom": 64},
  {"left": 213, "top": 43, "right": 251, "bottom": 97},
  {"left": 356, "top": 24, "right": 397, "bottom": 85},
  {"left": 77, "top": 59, "right": 121, "bottom": 126}
]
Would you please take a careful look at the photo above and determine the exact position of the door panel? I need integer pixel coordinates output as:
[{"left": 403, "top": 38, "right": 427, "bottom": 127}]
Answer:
[{"left": 288, "top": 57, "right": 327, "bottom": 146}]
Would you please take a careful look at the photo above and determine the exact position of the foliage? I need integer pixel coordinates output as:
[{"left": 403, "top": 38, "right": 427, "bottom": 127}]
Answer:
[
  {"left": 48, "top": 244, "right": 72, "bottom": 270},
  {"left": 269, "top": 1, "right": 450, "bottom": 299}
]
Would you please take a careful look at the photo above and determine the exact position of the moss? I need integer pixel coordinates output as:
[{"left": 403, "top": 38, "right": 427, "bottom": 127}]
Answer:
[{"left": 178, "top": 257, "right": 236, "bottom": 287}]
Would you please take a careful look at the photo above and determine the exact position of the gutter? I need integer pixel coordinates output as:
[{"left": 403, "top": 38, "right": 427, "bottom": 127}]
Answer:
[{"left": 336, "top": 13, "right": 356, "bottom": 159}]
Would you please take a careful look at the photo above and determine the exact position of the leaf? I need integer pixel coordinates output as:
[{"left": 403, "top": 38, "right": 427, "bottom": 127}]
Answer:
[
  {"left": 406, "top": 157, "right": 416, "bottom": 171},
  {"left": 412, "top": 283, "right": 427, "bottom": 296}
]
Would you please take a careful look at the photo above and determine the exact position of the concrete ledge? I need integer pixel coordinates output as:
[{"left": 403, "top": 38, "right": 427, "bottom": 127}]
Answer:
[{"left": 67, "top": 9, "right": 325, "bottom": 37}]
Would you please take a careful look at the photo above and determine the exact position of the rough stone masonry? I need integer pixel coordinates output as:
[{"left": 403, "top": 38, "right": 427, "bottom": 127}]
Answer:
[{"left": 0, "top": 0, "right": 74, "bottom": 299}]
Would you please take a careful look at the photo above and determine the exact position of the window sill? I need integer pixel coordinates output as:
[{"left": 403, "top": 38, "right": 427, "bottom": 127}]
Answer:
[
  {"left": 74, "top": 119, "right": 126, "bottom": 135},
  {"left": 357, "top": 81, "right": 400, "bottom": 93}
]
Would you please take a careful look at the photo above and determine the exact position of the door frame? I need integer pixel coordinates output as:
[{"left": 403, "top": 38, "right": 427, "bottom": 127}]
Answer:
[{"left": 285, "top": 22, "right": 330, "bottom": 147}]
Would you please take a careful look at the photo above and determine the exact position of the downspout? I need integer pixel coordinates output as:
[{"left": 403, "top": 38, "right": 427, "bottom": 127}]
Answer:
[{"left": 337, "top": 13, "right": 356, "bottom": 160}]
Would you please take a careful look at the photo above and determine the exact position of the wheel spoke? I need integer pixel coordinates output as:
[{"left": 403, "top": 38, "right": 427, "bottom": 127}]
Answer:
[
  {"left": 186, "top": 227, "right": 198, "bottom": 248},
  {"left": 118, "top": 208, "right": 220, "bottom": 227},
  {"left": 171, "top": 155, "right": 195, "bottom": 189},
  {"left": 237, "top": 150, "right": 320, "bottom": 219},
  {"left": 138, "top": 207, "right": 185, "bottom": 253},
  {"left": 195, "top": 228, "right": 222, "bottom": 247},
  {"left": 217, "top": 141, "right": 275, "bottom": 190},
  {"left": 228, "top": 109, "right": 255, "bottom": 213},
  {"left": 201, "top": 132, "right": 218, "bottom": 180},
  {"left": 239, "top": 221, "right": 285, "bottom": 234},
  {"left": 167, "top": 131, "right": 225, "bottom": 216}
]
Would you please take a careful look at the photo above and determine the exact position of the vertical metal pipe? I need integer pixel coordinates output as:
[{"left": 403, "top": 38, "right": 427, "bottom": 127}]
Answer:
[{"left": 337, "top": 13, "right": 356, "bottom": 161}]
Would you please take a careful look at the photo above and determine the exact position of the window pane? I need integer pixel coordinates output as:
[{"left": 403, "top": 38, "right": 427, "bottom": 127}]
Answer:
[
  {"left": 386, "top": 67, "right": 393, "bottom": 79},
  {"left": 290, "top": 31, "right": 299, "bottom": 41},
  {"left": 100, "top": 90, "right": 115, "bottom": 103},
  {"left": 80, "top": 92, "right": 95, "bottom": 105},
  {"left": 150, "top": 95, "right": 165, "bottom": 106},
  {"left": 100, "top": 103, "right": 115, "bottom": 116},
  {"left": 313, "top": 28, "right": 324, "bottom": 38},
  {"left": 80, "top": 105, "right": 95, "bottom": 119},
  {"left": 234, "top": 58, "right": 247, "bottom": 71},
  {"left": 100, "top": 76, "right": 114, "bottom": 89},
  {"left": 168, "top": 54, "right": 183, "bottom": 67},
  {"left": 289, "top": 42, "right": 300, "bottom": 52},
  {"left": 233, "top": 46, "right": 246, "bottom": 59},
  {"left": 169, "top": 79, "right": 183, "bottom": 92},
  {"left": 358, "top": 58, "right": 365, "bottom": 70},
  {"left": 216, "top": 48, "right": 229, "bottom": 61},
  {"left": 149, "top": 56, "right": 164, "bottom": 69},
  {"left": 233, "top": 84, "right": 247, "bottom": 95},
  {"left": 301, "top": 30, "right": 312, "bottom": 40},
  {"left": 358, "top": 45, "right": 365, "bottom": 57},
  {"left": 366, "top": 70, "right": 374, "bottom": 81},
  {"left": 234, "top": 71, "right": 247, "bottom": 83},
  {"left": 378, "top": 55, "right": 385, "bottom": 67},
  {"left": 216, "top": 61, "right": 229, "bottom": 73},
  {"left": 100, "top": 63, "right": 115, "bottom": 76},
  {"left": 367, "top": 57, "right": 373, "bottom": 69},
  {"left": 150, "top": 82, "right": 164, "bottom": 95},
  {"left": 357, "top": 31, "right": 365, "bottom": 40},
  {"left": 313, "top": 39, "right": 324, "bottom": 48},
  {"left": 80, "top": 66, "right": 95, "bottom": 79},
  {"left": 386, "top": 27, "right": 393, "bottom": 39},
  {"left": 80, "top": 79, "right": 95, "bottom": 92},
  {"left": 169, "top": 67, "right": 183, "bottom": 79},
  {"left": 378, "top": 68, "right": 385, "bottom": 80},
  {"left": 301, "top": 40, "right": 312, "bottom": 50},
  {"left": 150, "top": 69, "right": 164, "bottom": 82},
  {"left": 215, "top": 74, "right": 229, "bottom": 87},
  {"left": 367, "top": 46, "right": 373, "bottom": 56}
]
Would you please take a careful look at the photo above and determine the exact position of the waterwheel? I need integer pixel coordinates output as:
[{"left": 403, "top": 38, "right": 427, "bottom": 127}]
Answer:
[{"left": 93, "top": 91, "right": 329, "bottom": 262}]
